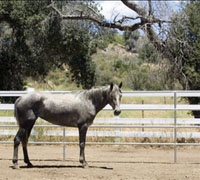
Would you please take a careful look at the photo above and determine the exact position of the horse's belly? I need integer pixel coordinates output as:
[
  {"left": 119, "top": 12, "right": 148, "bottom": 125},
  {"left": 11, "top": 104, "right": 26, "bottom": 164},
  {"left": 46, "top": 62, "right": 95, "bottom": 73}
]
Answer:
[
  {"left": 40, "top": 113, "right": 79, "bottom": 127},
  {"left": 36, "top": 97, "right": 95, "bottom": 127},
  {"left": 38, "top": 106, "right": 80, "bottom": 127}
]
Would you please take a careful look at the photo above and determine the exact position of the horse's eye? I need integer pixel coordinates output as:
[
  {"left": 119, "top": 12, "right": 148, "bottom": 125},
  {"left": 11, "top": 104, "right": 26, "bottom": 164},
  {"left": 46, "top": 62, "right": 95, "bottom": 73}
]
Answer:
[{"left": 111, "top": 94, "right": 115, "bottom": 99}]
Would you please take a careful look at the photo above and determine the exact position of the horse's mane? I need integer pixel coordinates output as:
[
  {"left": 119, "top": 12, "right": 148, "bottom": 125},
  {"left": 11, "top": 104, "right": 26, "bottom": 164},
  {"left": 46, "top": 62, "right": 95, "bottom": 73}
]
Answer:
[{"left": 81, "top": 86, "right": 109, "bottom": 100}]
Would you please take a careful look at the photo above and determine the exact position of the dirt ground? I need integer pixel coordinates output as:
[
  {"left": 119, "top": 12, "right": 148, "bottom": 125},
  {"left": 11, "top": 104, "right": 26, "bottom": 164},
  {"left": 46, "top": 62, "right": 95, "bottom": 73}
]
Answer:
[{"left": 0, "top": 144, "right": 200, "bottom": 180}]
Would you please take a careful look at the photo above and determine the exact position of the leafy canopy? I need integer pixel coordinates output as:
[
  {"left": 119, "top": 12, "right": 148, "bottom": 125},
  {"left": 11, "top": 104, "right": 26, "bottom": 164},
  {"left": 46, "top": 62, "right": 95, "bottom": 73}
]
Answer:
[{"left": 0, "top": 1, "right": 104, "bottom": 90}]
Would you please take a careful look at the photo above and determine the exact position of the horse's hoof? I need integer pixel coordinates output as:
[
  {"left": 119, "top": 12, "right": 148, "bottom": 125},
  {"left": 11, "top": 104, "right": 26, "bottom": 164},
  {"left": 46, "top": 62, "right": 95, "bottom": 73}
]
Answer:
[
  {"left": 83, "top": 164, "right": 89, "bottom": 169},
  {"left": 11, "top": 164, "right": 19, "bottom": 169},
  {"left": 80, "top": 159, "right": 88, "bottom": 168},
  {"left": 82, "top": 162, "right": 89, "bottom": 168},
  {"left": 27, "top": 162, "right": 33, "bottom": 168}
]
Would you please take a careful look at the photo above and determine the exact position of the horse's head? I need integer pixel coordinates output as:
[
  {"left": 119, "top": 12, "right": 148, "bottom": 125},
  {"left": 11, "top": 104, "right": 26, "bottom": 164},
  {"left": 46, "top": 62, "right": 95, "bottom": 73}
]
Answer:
[{"left": 108, "top": 82, "right": 122, "bottom": 116}]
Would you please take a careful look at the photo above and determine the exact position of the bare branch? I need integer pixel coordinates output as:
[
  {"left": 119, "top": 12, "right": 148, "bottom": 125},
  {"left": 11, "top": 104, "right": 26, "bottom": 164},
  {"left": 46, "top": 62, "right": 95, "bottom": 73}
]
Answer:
[
  {"left": 49, "top": 0, "right": 172, "bottom": 33},
  {"left": 49, "top": 2, "right": 146, "bottom": 31},
  {"left": 113, "top": 13, "right": 120, "bottom": 23},
  {"left": 145, "top": 24, "right": 165, "bottom": 53},
  {"left": 121, "top": 0, "right": 147, "bottom": 16},
  {"left": 148, "top": 0, "right": 152, "bottom": 15},
  {"left": 117, "top": 16, "right": 142, "bottom": 24},
  {"left": 48, "top": 1, "right": 62, "bottom": 17},
  {"left": 61, "top": 14, "right": 143, "bottom": 31},
  {"left": 48, "top": 0, "right": 173, "bottom": 45},
  {"left": 87, "top": 5, "right": 100, "bottom": 17}
]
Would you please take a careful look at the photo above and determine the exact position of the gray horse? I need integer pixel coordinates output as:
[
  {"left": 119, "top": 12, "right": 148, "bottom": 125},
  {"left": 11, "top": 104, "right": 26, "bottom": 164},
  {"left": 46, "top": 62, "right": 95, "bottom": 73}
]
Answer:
[{"left": 12, "top": 82, "right": 122, "bottom": 169}]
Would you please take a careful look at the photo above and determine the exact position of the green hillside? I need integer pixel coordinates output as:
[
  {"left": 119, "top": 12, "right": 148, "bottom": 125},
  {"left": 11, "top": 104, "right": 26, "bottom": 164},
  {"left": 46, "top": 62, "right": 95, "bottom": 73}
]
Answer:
[{"left": 27, "top": 39, "right": 181, "bottom": 91}]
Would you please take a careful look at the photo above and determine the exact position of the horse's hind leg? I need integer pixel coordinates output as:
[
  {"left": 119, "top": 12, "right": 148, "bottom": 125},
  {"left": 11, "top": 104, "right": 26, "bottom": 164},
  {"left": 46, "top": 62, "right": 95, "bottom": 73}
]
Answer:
[
  {"left": 22, "top": 120, "right": 36, "bottom": 167},
  {"left": 12, "top": 127, "right": 26, "bottom": 169}
]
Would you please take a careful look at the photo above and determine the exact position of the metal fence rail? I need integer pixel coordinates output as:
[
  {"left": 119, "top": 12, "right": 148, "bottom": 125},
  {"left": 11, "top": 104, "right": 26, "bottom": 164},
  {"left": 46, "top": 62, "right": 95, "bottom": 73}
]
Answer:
[{"left": 1, "top": 90, "right": 200, "bottom": 163}]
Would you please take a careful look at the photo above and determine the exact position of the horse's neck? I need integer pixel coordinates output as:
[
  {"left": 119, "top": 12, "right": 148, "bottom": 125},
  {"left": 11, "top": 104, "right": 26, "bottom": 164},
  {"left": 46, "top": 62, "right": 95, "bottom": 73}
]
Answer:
[{"left": 87, "top": 87, "right": 109, "bottom": 114}]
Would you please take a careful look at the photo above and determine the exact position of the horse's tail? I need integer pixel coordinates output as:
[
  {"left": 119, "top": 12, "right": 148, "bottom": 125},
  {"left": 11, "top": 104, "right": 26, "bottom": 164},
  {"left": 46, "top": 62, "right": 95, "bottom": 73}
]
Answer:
[{"left": 14, "top": 97, "right": 21, "bottom": 126}]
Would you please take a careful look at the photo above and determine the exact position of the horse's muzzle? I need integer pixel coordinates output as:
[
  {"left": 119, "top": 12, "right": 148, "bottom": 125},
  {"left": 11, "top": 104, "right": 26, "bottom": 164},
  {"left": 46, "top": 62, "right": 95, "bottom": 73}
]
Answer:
[{"left": 114, "top": 110, "right": 121, "bottom": 116}]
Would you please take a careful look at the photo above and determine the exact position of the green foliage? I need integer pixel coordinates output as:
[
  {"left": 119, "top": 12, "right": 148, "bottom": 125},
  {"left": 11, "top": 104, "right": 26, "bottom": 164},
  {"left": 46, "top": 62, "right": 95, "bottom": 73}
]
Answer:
[
  {"left": 93, "top": 44, "right": 175, "bottom": 91},
  {"left": 0, "top": 1, "right": 104, "bottom": 91},
  {"left": 168, "top": 1, "right": 200, "bottom": 90},
  {"left": 138, "top": 42, "right": 161, "bottom": 63},
  {"left": 95, "top": 29, "right": 123, "bottom": 50},
  {"left": 113, "top": 34, "right": 125, "bottom": 46},
  {"left": 184, "top": 2, "right": 200, "bottom": 89},
  {"left": 26, "top": 67, "right": 80, "bottom": 91},
  {"left": 167, "top": 1, "right": 200, "bottom": 117},
  {"left": 123, "top": 30, "right": 140, "bottom": 52},
  {"left": 128, "top": 64, "right": 155, "bottom": 90},
  {"left": 182, "top": 2, "right": 200, "bottom": 117},
  {"left": 45, "top": 18, "right": 97, "bottom": 89},
  {"left": 126, "top": 63, "right": 174, "bottom": 90},
  {"left": 94, "top": 50, "right": 128, "bottom": 86},
  {"left": 0, "top": 1, "right": 49, "bottom": 91}
]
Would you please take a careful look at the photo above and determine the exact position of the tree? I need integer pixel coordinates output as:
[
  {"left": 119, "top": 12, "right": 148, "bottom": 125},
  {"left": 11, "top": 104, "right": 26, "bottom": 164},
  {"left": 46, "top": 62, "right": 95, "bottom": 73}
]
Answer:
[
  {"left": 167, "top": 1, "right": 200, "bottom": 117},
  {"left": 0, "top": 1, "right": 49, "bottom": 90},
  {"left": 49, "top": 1, "right": 200, "bottom": 117},
  {"left": 0, "top": 1, "right": 103, "bottom": 91},
  {"left": 138, "top": 40, "right": 161, "bottom": 63},
  {"left": 123, "top": 30, "right": 140, "bottom": 52}
]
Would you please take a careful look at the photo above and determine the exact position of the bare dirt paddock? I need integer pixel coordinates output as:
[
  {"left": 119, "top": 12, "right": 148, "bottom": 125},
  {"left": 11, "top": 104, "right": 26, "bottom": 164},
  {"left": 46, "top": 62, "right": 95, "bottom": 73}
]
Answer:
[{"left": 0, "top": 144, "right": 200, "bottom": 180}]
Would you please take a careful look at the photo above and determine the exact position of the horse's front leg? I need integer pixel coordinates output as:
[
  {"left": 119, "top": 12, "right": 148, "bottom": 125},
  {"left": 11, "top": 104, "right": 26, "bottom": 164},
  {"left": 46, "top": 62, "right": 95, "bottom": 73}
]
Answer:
[{"left": 78, "top": 123, "right": 88, "bottom": 168}]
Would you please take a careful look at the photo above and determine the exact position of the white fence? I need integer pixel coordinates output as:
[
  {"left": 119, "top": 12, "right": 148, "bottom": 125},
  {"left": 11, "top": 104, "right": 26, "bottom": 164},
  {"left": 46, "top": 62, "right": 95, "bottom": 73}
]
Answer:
[{"left": 1, "top": 90, "right": 200, "bottom": 163}]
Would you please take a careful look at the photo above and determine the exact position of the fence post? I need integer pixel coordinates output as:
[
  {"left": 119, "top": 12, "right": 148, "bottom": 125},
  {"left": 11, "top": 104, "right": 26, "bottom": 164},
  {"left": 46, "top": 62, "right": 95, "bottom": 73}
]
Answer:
[
  {"left": 142, "top": 100, "right": 144, "bottom": 132},
  {"left": 63, "top": 128, "right": 66, "bottom": 161},
  {"left": 174, "top": 92, "right": 177, "bottom": 163}
]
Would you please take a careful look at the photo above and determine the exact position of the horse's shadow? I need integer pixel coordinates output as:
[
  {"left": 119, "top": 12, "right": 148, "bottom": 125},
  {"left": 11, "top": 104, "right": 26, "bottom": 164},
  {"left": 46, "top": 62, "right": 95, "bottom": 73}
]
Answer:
[
  {"left": 9, "top": 159, "right": 111, "bottom": 169},
  {"left": 18, "top": 159, "right": 171, "bottom": 169},
  {"left": 19, "top": 164, "right": 113, "bottom": 170},
  {"left": 6, "top": 158, "right": 173, "bottom": 170}
]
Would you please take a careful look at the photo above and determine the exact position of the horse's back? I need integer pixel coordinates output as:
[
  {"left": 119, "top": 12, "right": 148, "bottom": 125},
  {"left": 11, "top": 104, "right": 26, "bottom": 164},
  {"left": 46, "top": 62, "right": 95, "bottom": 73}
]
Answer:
[{"left": 15, "top": 92, "right": 95, "bottom": 127}]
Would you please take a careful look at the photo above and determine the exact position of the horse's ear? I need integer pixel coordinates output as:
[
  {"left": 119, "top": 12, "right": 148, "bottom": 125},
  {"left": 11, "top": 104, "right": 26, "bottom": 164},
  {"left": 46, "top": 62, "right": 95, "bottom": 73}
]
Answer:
[
  {"left": 110, "top": 82, "right": 114, "bottom": 91},
  {"left": 119, "top": 82, "right": 123, "bottom": 89}
]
